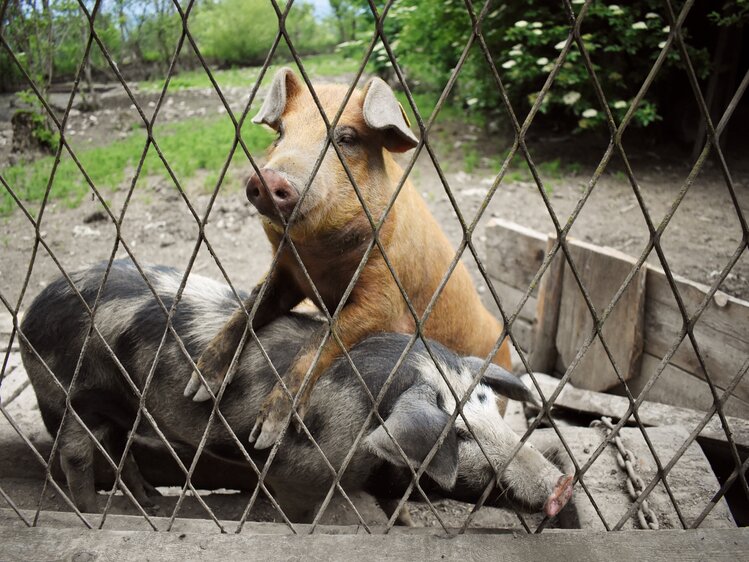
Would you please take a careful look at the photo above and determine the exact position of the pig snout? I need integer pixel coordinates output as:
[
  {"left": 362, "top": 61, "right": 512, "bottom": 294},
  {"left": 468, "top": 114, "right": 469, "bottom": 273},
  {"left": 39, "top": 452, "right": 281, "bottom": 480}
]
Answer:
[
  {"left": 544, "top": 474, "right": 574, "bottom": 517},
  {"left": 246, "top": 168, "right": 299, "bottom": 220}
]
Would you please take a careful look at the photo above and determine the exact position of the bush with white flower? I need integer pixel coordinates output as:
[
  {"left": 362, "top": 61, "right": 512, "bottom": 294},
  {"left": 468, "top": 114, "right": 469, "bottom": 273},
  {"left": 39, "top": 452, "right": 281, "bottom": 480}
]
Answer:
[{"left": 356, "top": 0, "right": 715, "bottom": 131}]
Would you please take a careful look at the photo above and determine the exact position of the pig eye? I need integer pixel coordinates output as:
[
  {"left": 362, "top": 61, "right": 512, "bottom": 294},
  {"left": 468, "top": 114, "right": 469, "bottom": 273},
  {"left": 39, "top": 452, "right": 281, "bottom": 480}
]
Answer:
[
  {"left": 456, "top": 426, "right": 472, "bottom": 442},
  {"left": 334, "top": 127, "right": 359, "bottom": 147}
]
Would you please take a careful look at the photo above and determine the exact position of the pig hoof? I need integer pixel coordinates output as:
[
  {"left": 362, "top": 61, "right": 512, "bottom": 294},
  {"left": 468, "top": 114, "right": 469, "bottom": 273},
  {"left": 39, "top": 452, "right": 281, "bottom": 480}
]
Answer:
[
  {"left": 184, "top": 370, "right": 220, "bottom": 402},
  {"left": 544, "top": 474, "right": 574, "bottom": 517},
  {"left": 192, "top": 383, "right": 212, "bottom": 402},
  {"left": 251, "top": 415, "right": 284, "bottom": 450},
  {"left": 183, "top": 370, "right": 201, "bottom": 397},
  {"left": 248, "top": 415, "right": 273, "bottom": 448},
  {"left": 249, "top": 407, "right": 290, "bottom": 450},
  {"left": 254, "top": 425, "right": 281, "bottom": 450}
]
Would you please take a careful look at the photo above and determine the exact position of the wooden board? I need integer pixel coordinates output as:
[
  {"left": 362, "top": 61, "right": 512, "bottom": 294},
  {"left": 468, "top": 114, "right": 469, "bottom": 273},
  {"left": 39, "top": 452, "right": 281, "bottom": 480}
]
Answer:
[
  {"left": 484, "top": 218, "right": 547, "bottom": 299},
  {"left": 554, "top": 240, "right": 646, "bottom": 391},
  {"left": 483, "top": 220, "right": 749, "bottom": 413},
  {"left": 619, "top": 353, "right": 749, "bottom": 419},
  {"left": 1, "top": 524, "right": 748, "bottom": 561},
  {"left": 481, "top": 282, "right": 535, "bottom": 352},
  {"left": 529, "top": 237, "right": 565, "bottom": 373},
  {"left": 644, "top": 265, "right": 749, "bottom": 403},
  {"left": 524, "top": 373, "right": 749, "bottom": 453}
]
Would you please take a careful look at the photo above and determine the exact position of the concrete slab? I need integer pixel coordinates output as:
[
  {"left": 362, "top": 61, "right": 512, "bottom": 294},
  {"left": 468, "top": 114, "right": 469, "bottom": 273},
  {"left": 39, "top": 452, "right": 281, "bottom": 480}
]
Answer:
[
  {"left": 528, "top": 426, "right": 736, "bottom": 530},
  {"left": 0, "top": 354, "right": 25, "bottom": 406},
  {"left": 0, "top": 310, "right": 15, "bottom": 352}
]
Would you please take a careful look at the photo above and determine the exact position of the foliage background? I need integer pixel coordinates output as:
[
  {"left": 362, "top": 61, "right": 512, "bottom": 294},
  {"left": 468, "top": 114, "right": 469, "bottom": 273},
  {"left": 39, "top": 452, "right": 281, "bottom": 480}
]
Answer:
[{"left": 0, "top": 0, "right": 744, "bottom": 133}]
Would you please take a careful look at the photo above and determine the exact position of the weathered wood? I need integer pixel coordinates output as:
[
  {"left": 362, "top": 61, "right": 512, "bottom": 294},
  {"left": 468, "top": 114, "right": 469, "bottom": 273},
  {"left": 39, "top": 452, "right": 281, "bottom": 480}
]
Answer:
[
  {"left": 555, "top": 240, "right": 646, "bottom": 391},
  {"left": 483, "top": 220, "right": 749, "bottom": 414},
  {"left": 620, "top": 353, "right": 749, "bottom": 419},
  {"left": 524, "top": 373, "right": 749, "bottom": 452},
  {"left": 529, "top": 237, "right": 564, "bottom": 373},
  {"left": 1, "top": 525, "right": 748, "bottom": 561},
  {"left": 481, "top": 283, "right": 535, "bottom": 352},
  {"left": 0, "top": 507, "right": 515, "bottom": 535},
  {"left": 529, "top": 426, "right": 736, "bottom": 530},
  {"left": 644, "top": 265, "right": 749, "bottom": 403},
  {"left": 485, "top": 279, "right": 538, "bottom": 324},
  {"left": 484, "top": 218, "right": 547, "bottom": 298}
]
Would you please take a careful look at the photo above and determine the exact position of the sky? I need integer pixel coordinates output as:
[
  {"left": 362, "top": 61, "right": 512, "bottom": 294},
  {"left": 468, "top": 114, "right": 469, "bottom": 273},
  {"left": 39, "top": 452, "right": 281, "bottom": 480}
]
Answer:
[{"left": 306, "top": 0, "right": 332, "bottom": 18}]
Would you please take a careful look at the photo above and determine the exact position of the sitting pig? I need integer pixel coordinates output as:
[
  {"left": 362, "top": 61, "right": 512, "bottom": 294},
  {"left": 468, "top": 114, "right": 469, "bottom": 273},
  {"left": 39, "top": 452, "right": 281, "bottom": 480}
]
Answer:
[
  {"left": 186, "top": 68, "right": 514, "bottom": 449},
  {"left": 20, "top": 260, "right": 573, "bottom": 522}
]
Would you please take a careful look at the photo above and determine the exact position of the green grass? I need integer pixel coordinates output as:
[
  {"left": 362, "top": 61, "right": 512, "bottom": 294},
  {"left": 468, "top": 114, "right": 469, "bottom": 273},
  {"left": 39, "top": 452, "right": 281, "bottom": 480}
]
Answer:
[
  {"left": 463, "top": 146, "right": 479, "bottom": 173},
  {"left": 1, "top": 117, "right": 273, "bottom": 216},
  {"left": 137, "top": 53, "right": 362, "bottom": 92}
]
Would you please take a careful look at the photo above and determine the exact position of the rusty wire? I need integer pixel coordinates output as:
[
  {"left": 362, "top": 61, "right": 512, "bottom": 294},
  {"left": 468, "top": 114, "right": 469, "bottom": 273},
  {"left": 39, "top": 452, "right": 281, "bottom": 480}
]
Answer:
[{"left": 0, "top": 0, "right": 746, "bottom": 537}]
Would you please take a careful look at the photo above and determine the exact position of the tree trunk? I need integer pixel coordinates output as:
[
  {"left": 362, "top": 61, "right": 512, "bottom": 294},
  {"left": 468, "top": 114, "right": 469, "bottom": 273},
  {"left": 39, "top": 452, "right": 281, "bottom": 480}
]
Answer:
[{"left": 80, "top": 13, "right": 100, "bottom": 111}]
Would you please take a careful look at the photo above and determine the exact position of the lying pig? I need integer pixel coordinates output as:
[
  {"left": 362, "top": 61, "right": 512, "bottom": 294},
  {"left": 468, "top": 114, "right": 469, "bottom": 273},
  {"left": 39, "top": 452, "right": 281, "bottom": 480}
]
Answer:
[
  {"left": 186, "top": 68, "right": 513, "bottom": 449},
  {"left": 20, "top": 260, "right": 573, "bottom": 521}
]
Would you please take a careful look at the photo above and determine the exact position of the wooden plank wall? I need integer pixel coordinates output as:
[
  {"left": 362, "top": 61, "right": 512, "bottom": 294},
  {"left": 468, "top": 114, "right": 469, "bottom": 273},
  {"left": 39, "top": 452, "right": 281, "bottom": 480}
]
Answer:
[{"left": 482, "top": 218, "right": 749, "bottom": 419}]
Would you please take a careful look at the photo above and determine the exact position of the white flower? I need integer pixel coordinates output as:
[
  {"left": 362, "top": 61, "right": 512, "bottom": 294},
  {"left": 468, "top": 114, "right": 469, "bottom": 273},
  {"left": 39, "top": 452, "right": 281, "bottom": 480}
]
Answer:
[
  {"left": 531, "top": 22, "right": 543, "bottom": 28},
  {"left": 645, "top": 12, "right": 659, "bottom": 19},
  {"left": 532, "top": 29, "right": 543, "bottom": 35},
  {"left": 509, "top": 49, "right": 523, "bottom": 56},
  {"left": 658, "top": 40, "right": 667, "bottom": 48},
  {"left": 662, "top": 25, "right": 670, "bottom": 33},
  {"left": 609, "top": 4, "right": 623, "bottom": 15},
  {"left": 513, "top": 44, "right": 523, "bottom": 50},
  {"left": 502, "top": 60, "right": 517, "bottom": 69},
  {"left": 572, "top": 0, "right": 585, "bottom": 4},
  {"left": 631, "top": 21, "right": 647, "bottom": 30},
  {"left": 582, "top": 108, "right": 598, "bottom": 118},
  {"left": 554, "top": 40, "right": 567, "bottom": 50},
  {"left": 515, "top": 20, "right": 529, "bottom": 28},
  {"left": 613, "top": 100, "right": 627, "bottom": 109},
  {"left": 536, "top": 57, "right": 549, "bottom": 65},
  {"left": 542, "top": 63, "right": 554, "bottom": 72},
  {"left": 466, "top": 98, "right": 478, "bottom": 107},
  {"left": 563, "top": 91, "right": 581, "bottom": 105}
]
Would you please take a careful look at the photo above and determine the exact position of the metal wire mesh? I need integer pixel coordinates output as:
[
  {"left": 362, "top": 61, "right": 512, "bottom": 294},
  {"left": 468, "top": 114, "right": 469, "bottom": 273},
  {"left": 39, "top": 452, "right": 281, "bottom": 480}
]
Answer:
[{"left": 0, "top": 0, "right": 746, "bottom": 536}]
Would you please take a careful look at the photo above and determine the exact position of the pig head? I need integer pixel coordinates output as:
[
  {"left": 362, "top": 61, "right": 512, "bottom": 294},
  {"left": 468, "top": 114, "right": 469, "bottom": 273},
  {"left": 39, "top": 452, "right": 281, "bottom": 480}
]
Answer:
[{"left": 247, "top": 67, "right": 417, "bottom": 233}]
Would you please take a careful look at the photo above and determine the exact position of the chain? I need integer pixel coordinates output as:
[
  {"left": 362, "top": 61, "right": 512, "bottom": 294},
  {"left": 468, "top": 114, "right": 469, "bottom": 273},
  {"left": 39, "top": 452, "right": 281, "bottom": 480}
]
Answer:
[{"left": 591, "top": 416, "right": 660, "bottom": 530}]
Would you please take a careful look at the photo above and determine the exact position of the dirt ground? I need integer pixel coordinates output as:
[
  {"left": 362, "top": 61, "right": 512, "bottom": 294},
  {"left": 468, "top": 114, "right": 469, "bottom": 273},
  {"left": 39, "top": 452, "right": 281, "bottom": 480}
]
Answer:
[
  {"left": 1, "top": 77, "right": 747, "bottom": 307},
  {"left": 0, "top": 76, "right": 747, "bottom": 529}
]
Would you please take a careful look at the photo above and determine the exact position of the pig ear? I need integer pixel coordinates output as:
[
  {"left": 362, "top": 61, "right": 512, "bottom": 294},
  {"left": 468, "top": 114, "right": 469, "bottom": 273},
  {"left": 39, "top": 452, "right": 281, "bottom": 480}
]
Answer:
[
  {"left": 252, "top": 67, "right": 302, "bottom": 130},
  {"left": 361, "top": 77, "right": 419, "bottom": 153},
  {"left": 464, "top": 358, "right": 538, "bottom": 404},
  {"left": 364, "top": 390, "right": 458, "bottom": 489}
]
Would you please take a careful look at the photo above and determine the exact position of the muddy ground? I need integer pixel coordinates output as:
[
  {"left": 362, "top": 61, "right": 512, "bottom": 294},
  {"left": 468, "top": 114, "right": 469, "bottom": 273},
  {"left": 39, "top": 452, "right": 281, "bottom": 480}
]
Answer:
[{"left": 0, "top": 75, "right": 747, "bottom": 529}]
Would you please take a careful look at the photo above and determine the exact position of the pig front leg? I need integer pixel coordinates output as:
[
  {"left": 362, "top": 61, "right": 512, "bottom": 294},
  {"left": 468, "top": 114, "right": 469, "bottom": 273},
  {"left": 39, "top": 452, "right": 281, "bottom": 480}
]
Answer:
[
  {"left": 184, "top": 268, "right": 304, "bottom": 401},
  {"left": 249, "top": 296, "right": 400, "bottom": 449}
]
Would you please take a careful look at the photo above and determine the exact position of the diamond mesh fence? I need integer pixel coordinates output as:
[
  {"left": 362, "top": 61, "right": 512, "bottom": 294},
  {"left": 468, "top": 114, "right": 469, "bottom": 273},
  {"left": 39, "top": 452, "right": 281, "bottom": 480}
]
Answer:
[{"left": 0, "top": 0, "right": 747, "bottom": 536}]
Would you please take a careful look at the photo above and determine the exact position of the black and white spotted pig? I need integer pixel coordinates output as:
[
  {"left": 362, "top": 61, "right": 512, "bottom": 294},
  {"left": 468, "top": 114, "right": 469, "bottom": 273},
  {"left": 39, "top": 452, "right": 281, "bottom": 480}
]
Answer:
[{"left": 20, "top": 260, "right": 573, "bottom": 522}]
